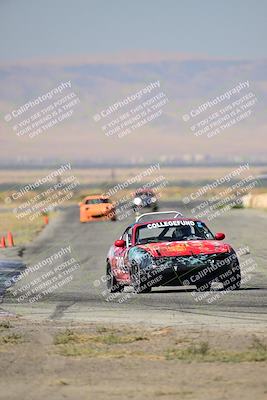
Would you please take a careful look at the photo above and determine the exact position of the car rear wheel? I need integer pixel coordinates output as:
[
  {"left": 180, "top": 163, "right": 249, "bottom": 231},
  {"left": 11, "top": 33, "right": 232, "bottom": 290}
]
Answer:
[
  {"left": 131, "top": 265, "right": 151, "bottom": 294},
  {"left": 106, "top": 263, "right": 124, "bottom": 293}
]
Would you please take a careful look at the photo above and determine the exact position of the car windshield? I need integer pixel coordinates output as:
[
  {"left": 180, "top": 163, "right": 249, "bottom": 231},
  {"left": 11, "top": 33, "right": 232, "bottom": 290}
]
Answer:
[
  {"left": 135, "top": 220, "right": 214, "bottom": 244},
  {"left": 135, "top": 191, "right": 153, "bottom": 198},
  {"left": 85, "top": 198, "right": 110, "bottom": 204}
]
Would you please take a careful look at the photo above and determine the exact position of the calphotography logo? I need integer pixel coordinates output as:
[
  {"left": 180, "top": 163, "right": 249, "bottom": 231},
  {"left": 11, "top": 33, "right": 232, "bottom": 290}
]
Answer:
[
  {"left": 93, "top": 80, "right": 169, "bottom": 138},
  {"left": 182, "top": 81, "right": 258, "bottom": 138},
  {"left": 3, "top": 81, "right": 81, "bottom": 138}
]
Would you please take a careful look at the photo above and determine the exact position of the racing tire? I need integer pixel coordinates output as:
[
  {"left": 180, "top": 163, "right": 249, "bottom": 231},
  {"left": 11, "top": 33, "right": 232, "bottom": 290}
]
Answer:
[
  {"left": 131, "top": 265, "right": 151, "bottom": 294},
  {"left": 195, "top": 281, "right": 212, "bottom": 292},
  {"left": 222, "top": 267, "right": 241, "bottom": 291},
  {"left": 106, "top": 263, "right": 124, "bottom": 293}
]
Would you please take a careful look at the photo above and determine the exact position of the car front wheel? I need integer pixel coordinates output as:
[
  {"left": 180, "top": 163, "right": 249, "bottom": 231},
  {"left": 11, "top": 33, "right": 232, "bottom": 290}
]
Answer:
[
  {"left": 131, "top": 264, "right": 151, "bottom": 293},
  {"left": 195, "top": 281, "right": 212, "bottom": 292},
  {"left": 222, "top": 267, "right": 241, "bottom": 290},
  {"left": 106, "top": 263, "right": 124, "bottom": 293}
]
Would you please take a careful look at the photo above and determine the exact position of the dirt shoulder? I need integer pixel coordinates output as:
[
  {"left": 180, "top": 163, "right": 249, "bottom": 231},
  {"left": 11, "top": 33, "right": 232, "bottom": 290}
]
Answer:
[
  {"left": 0, "top": 317, "right": 266, "bottom": 400},
  {"left": 0, "top": 209, "right": 59, "bottom": 247}
]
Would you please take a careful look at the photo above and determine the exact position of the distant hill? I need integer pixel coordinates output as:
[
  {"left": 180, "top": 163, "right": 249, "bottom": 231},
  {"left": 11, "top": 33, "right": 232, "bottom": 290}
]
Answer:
[{"left": 0, "top": 53, "right": 266, "bottom": 163}]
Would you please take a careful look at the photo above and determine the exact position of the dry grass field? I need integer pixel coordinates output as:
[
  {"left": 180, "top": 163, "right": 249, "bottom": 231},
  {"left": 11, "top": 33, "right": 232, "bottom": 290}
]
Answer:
[{"left": 0, "top": 319, "right": 266, "bottom": 400}]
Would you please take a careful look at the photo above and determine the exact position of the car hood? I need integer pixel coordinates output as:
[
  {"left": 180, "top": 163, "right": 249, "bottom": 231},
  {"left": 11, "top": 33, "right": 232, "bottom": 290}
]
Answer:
[
  {"left": 137, "top": 240, "right": 231, "bottom": 257},
  {"left": 81, "top": 204, "right": 113, "bottom": 210}
]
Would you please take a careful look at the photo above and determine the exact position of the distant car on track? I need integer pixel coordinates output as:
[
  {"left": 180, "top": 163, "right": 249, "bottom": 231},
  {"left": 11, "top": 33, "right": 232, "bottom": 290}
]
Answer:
[
  {"left": 106, "top": 211, "right": 241, "bottom": 293},
  {"left": 79, "top": 195, "right": 116, "bottom": 222},
  {"left": 132, "top": 188, "right": 158, "bottom": 212}
]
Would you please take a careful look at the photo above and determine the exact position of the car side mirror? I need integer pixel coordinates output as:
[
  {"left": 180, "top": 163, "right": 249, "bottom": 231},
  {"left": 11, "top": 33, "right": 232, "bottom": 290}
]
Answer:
[
  {"left": 114, "top": 239, "right": 126, "bottom": 248},
  {"left": 215, "top": 232, "right": 225, "bottom": 240}
]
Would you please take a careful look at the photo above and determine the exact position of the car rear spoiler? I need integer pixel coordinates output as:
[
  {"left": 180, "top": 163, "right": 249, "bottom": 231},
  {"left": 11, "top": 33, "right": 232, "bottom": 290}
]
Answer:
[{"left": 135, "top": 211, "right": 183, "bottom": 223}]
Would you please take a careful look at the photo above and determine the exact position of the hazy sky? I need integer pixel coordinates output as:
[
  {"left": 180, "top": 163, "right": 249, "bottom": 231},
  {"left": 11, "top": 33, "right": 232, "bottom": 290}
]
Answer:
[
  {"left": 1, "top": 0, "right": 266, "bottom": 164},
  {"left": 0, "top": 0, "right": 266, "bottom": 61}
]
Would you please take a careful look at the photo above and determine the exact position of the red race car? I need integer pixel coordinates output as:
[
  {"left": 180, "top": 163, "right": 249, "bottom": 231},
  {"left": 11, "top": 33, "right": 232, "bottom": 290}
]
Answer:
[{"left": 106, "top": 211, "right": 241, "bottom": 293}]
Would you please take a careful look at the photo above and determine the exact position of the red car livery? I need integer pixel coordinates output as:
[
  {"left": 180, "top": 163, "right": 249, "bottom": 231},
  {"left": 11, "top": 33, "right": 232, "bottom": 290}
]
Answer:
[{"left": 106, "top": 212, "right": 241, "bottom": 293}]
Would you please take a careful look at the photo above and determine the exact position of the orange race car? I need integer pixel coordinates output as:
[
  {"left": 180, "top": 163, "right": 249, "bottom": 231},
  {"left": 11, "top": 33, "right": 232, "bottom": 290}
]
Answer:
[{"left": 79, "top": 195, "right": 116, "bottom": 222}]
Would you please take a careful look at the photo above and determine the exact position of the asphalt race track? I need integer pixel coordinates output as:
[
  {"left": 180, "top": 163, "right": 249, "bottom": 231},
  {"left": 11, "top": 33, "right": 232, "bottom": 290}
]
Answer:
[{"left": 2, "top": 202, "right": 267, "bottom": 329}]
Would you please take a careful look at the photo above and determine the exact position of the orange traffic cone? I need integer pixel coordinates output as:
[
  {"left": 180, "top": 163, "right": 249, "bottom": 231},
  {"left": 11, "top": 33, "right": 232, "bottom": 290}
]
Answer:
[
  {"left": 44, "top": 215, "right": 49, "bottom": 225},
  {"left": 1, "top": 236, "right": 6, "bottom": 248},
  {"left": 7, "top": 232, "right": 14, "bottom": 247}
]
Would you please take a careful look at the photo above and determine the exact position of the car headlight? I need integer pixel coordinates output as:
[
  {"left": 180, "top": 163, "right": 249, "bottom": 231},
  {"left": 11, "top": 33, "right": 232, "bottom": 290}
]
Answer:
[
  {"left": 133, "top": 197, "right": 142, "bottom": 206},
  {"left": 129, "top": 249, "right": 153, "bottom": 270}
]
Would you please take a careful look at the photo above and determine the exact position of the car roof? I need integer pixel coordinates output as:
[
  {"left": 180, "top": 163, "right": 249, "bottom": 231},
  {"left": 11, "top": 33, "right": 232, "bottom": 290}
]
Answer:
[
  {"left": 135, "top": 188, "right": 154, "bottom": 193},
  {"left": 83, "top": 194, "right": 110, "bottom": 200}
]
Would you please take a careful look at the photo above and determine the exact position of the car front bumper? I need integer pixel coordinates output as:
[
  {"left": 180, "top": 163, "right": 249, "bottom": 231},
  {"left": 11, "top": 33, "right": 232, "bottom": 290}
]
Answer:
[{"left": 141, "top": 253, "right": 239, "bottom": 287}]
